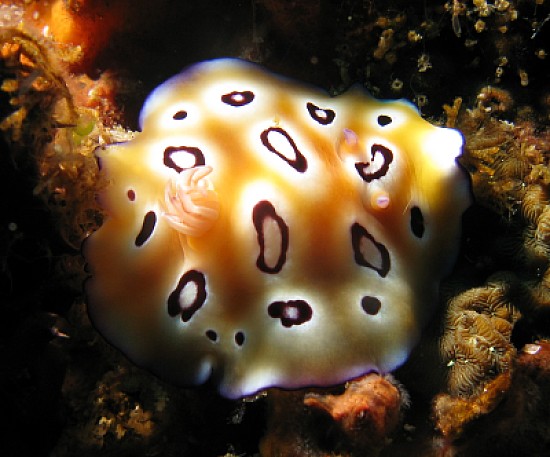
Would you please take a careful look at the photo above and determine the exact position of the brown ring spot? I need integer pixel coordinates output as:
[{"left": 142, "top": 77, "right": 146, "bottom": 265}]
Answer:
[
  {"left": 306, "top": 102, "right": 336, "bottom": 125},
  {"left": 260, "top": 127, "right": 308, "bottom": 172},
  {"left": 221, "top": 90, "right": 255, "bottom": 106},
  {"left": 164, "top": 146, "right": 205, "bottom": 173},
  {"left": 252, "top": 200, "right": 289, "bottom": 274},
  {"left": 355, "top": 144, "right": 393, "bottom": 182},
  {"left": 127, "top": 189, "right": 136, "bottom": 201},
  {"left": 268, "top": 300, "right": 313, "bottom": 327},
  {"left": 135, "top": 211, "right": 157, "bottom": 247},
  {"left": 167, "top": 270, "right": 207, "bottom": 322},
  {"left": 351, "top": 223, "right": 390, "bottom": 277}
]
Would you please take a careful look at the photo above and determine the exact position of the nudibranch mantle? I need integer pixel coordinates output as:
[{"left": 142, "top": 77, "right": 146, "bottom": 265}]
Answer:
[{"left": 85, "top": 58, "right": 470, "bottom": 398}]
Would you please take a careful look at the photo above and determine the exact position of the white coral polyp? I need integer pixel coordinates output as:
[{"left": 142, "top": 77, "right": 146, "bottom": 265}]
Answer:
[{"left": 163, "top": 166, "right": 220, "bottom": 236}]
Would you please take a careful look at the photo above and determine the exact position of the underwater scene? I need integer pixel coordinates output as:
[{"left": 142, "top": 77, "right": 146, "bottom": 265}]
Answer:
[{"left": 0, "top": 1, "right": 549, "bottom": 456}]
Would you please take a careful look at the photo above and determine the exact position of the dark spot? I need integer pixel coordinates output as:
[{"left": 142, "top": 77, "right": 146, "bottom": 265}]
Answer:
[
  {"left": 135, "top": 211, "right": 157, "bottom": 247},
  {"left": 234, "top": 331, "right": 245, "bottom": 346},
  {"left": 205, "top": 329, "right": 218, "bottom": 342},
  {"left": 127, "top": 189, "right": 136, "bottom": 201},
  {"left": 306, "top": 102, "right": 336, "bottom": 125},
  {"left": 351, "top": 223, "right": 390, "bottom": 277},
  {"left": 252, "top": 200, "right": 289, "bottom": 274},
  {"left": 164, "top": 146, "right": 205, "bottom": 173},
  {"left": 221, "top": 90, "right": 255, "bottom": 106},
  {"left": 173, "top": 110, "right": 188, "bottom": 120},
  {"left": 377, "top": 115, "right": 392, "bottom": 126},
  {"left": 268, "top": 300, "right": 313, "bottom": 327},
  {"left": 260, "top": 127, "right": 308, "bottom": 172},
  {"left": 167, "top": 270, "right": 207, "bottom": 322},
  {"left": 361, "top": 296, "right": 382, "bottom": 315},
  {"left": 410, "top": 206, "right": 425, "bottom": 238},
  {"left": 355, "top": 144, "right": 393, "bottom": 182}
]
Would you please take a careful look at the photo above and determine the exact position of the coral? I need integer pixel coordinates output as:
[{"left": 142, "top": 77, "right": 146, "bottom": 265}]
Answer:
[
  {"left": 0, "top": 28, "right": 76, "bottom": 141},
  {"left": 20, "top": 0, "right": 133, "bottom": 72},
  {"left": 435, "top": 341, "right": 550, "bottom": 456},
  {"left": 52, "top": 355, "right": 168, "bottom": 456},
  {"left": 443, "top": 0, "right": 546, "bottom": 90},
  {"left": 440, "top": 273, "right": 521, "bottom": 397},
  {"left": 434, "top": 78, "right": 550, "bottom": 453},
  {"left": 260, "top": 373, "right": 406, "bottom": 457},
  {"left": 0, "top": 23, "right": 132, "bottom": 249},
  {"left": 456, "top": 82, "right": 550, "bottom": 297},
  {"left": 459, "top": 86, "right": 549, "bottom": 221},
  {"left": 433, "top": 371, "right": 512, "bottom": 440}
]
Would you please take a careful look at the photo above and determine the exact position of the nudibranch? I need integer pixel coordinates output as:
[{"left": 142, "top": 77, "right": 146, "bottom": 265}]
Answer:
[{"left": 84, "top": 58, "right": 470, "bottom": 398}]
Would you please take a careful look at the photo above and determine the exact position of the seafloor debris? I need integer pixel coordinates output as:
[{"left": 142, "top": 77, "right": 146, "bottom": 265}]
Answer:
[{"left": 261, "top": 374, "right": 406, "bottom": 457}]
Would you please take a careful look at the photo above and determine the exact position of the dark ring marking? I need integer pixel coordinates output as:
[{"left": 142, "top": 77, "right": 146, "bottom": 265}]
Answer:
[
  {"left": 355, "top": 144, "right": 393, "bottom": 182},
  {"left": 135, "top": 211, "right": 157, "bottom": 247},
  {"left": 167, "top": 269, "right": 207, "bottom": 322},
  {"left": 410, "top": 206, "right": 425, "bottom": 238},
  {"left": 221, "top": 90, "right": 255, "bottom": 106},
  {"left": 260, "top": 127, "right": 308, "bottom": 173},
  {"left": 164, "top": 146, "right": 205, "bottom": 173},
  {"left": 252, "top": 200, "right": 289, "bottom": 274},
  {"left": 234, "top": 331, "right": 245, "bottom": 346},
  {"left": 361, "top": 296, "right": 382, "bottom": 315},
  {"left": 377, "top": 115, "right": 392, "bottom": 126},
  {"left": 351, "top": 223, "right": 390, "bottom": 277},
  {"left": 268, "top": 300, "right": 313, "bottom": 327},
  {"left": 173, "top": 110, "right": 188, "bottom": 120},
  {"left": 127, "top": 189, "right": 136, "bottom": 201},
  {"left": 306, "top": 102, "right": 336, "bottom": 125}
]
